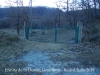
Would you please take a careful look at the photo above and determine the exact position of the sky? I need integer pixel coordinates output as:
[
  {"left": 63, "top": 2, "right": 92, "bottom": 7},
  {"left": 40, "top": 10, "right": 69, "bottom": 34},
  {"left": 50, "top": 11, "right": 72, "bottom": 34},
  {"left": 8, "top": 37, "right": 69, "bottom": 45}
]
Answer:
[
  {"left": 32, "top": 0, "right": 57, "bottom": 7},
  {"left": 0, "top": 0, "right": 58, "bottom": 8}
]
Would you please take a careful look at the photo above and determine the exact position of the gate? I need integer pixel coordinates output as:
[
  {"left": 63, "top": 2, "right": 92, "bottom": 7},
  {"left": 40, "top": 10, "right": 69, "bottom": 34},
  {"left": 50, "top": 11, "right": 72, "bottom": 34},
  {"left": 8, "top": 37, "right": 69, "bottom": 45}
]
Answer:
[
  {"left": 55, "top": 26, "right": 76, "bottom": 43},
  {"left": 26, "top": 22, "right": 82, "bottom": 43}
]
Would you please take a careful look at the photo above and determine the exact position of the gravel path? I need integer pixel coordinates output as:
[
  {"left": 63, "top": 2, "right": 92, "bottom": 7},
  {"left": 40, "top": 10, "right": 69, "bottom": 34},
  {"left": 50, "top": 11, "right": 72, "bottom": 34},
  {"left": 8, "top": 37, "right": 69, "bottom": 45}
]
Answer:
[{"left": 17, "top": 48, "right": 100, "bottom": 75}]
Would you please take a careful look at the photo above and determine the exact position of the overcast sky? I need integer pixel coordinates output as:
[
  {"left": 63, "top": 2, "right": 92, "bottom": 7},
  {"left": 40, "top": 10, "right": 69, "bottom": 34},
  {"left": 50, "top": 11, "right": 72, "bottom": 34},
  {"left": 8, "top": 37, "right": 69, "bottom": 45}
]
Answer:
[{"left": 0, "top": 0, "right": 58, "bottom": 8}]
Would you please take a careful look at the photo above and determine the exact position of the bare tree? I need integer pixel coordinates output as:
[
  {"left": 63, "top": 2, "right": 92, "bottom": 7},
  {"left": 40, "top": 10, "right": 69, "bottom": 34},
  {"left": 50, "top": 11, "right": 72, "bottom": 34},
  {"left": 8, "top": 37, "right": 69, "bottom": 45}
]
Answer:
[
  {"left": 92, "top": 0, "right": 97, "bottom": 19},
  {"left": 54, "top": 0, "right": 63, "bottom": 26},
  {"left": 62, "top": 0, "right": 71, "bottom": 25},
  {"left": 6, "top": 0, "right": 30, "bottom": 35},
  {"left": 96, "top": 0, "right": 100, "bottom": 14},
  {"left": 6, "top": 0, "right": 21, "bottom": 35}
]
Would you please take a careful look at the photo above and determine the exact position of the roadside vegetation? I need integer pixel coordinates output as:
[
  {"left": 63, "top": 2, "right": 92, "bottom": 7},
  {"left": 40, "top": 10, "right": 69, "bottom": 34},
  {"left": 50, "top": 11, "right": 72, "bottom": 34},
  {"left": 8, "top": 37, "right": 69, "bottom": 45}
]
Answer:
[
  {"left": 78, "top": 20, "right": 100, "bottom": 68},
  {"left": 0, "top": 31, "right": 27, "bottom": 75}
]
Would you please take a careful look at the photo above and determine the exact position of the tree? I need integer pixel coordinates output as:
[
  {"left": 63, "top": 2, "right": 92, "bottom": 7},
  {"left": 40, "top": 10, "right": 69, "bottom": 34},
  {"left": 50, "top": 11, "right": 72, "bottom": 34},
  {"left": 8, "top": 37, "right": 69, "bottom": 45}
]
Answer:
[
  {"left": 67, "top": 0, "right": 79, "bottom": 25},
  {"left": 54, "top": 0, "right": 63, "bottom": 26},
  {"left": 81, "top": 0, "right": 92, "bottom": 22},
  {"left": 6, "top": 0, "right": 21, "bottom": 35},
  {"left": 6, "top": 0, "right": 30, "bottom": 36},
  {"left": 91, "top": 0, "right": 97, "bottom": 19},
  {"left": 96, "top": 0, "right": 100, "bottom": 14},
  {"left": 63, "top": 0, "right": 70, "bottom": 20}
]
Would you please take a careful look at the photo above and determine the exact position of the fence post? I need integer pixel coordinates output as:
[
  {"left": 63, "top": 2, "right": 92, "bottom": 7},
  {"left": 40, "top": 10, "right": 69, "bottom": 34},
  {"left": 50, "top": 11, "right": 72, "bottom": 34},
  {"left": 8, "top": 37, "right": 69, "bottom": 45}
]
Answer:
[
  {"left": 25, "top": 25, "right": 29, "bottom": 40},
  {"left": 75, "top": 23, "right": 79, "bottom": 43},
  {"left": 55, "top": 24, "right": 57, "bottom": 42},
  {"left": 24, "top": 21, "right": 25, "bottom": 37},
  {"left": 75, "top": 22, "right": 83, "bottom": 43}
]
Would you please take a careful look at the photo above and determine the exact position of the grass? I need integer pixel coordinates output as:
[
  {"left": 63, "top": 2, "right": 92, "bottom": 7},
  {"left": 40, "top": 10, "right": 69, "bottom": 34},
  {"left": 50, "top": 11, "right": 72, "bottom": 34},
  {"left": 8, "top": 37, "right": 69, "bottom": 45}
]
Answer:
[
  {"left": 0, "top": 29, "right": 72, "bottom": 75},
  {"left": 73, "top": 43, "right": 100, "bottom": 68},
  {"left": 0, "top": 31, "right": 28, "bottom": 75},
  {"left": 0, "top": 32, "right": 20, "bottom": 47},
  {"left": 78, "top": 49, "right": 100, "bottom": 68},
  {"left": 29, "top": 28, "right": 75, "bottom": 43}
]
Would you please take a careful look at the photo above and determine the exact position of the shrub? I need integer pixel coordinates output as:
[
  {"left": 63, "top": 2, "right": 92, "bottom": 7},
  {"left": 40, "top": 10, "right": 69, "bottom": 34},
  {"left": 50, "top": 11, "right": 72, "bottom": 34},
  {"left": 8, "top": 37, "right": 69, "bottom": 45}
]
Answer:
[
  {"left": 5, "top": 35, "right": 19, "bottom": 42},
  {"left": 0, "top": 32, "right": 20, "bottom": 47},
  {"left": 82, "top": 21, "right": 100, "bottom": 43}
]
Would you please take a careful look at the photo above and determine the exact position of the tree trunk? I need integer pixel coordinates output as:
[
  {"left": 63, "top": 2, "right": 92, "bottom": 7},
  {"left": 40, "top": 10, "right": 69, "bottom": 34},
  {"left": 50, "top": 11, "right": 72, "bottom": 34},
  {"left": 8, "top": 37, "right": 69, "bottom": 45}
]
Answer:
[
  {"left": 82, "top": 0, "right": 84, "bottom": 21},
  {"left": 93, "top": 0, "right": 97, "bottom": 19},
  {"left": 66, "top": 0, "right": 69, "bottom": 19},
  {"left": 17, "top": 1, "right": 20, "bottom": 36},
  {"left": 17, "top": 23, "right": 19, "bottom": 35},
  {"left": 99, "top": 2, "right": 100, "bottom": 14}
]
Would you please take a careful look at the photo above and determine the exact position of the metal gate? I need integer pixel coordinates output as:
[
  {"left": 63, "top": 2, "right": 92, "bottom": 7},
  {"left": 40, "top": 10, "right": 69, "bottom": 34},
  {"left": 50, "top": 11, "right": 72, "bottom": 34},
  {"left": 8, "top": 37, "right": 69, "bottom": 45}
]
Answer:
[
  {"left": 56, "top": 26, "right": 76, "bottom": 43},
  {"left": 26, "top": 22, "right": 82, "bottom": 43}
]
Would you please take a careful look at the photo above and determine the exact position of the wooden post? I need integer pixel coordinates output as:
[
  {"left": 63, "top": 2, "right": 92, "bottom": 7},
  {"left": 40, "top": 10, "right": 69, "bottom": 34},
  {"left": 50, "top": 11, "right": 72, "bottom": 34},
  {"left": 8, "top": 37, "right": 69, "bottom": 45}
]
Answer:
[
  {"left": 25, "top": 26, "right": 29, "bottom": 40},
  {"left": 30, "top": 0, "right": 32, "bottom": 33},
  {"left": 24, "top": 21, "right": 26, "bottom": 37},
  {"left": 55, "top": 23, "right": 57, "bottom": 42}
]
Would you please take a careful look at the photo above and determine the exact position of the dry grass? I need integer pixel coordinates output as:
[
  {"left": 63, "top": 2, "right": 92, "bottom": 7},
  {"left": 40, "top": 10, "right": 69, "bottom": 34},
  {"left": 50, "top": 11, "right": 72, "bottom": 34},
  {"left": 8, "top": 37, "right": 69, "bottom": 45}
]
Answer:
[
  {"left": 29, "top": 28, "right": 75, "bottom": 43},
  {"left": 22, "top": 40, "right": 66, "bottom": 53},
  {"left": 76, "top": 43, "right": 100, "bottom": 68},
  {"left": 0, "top": 30, "right": 28, "bottom": 75},
  {"left": 0, "top": 28, "right": 100, "bottom": 75}
]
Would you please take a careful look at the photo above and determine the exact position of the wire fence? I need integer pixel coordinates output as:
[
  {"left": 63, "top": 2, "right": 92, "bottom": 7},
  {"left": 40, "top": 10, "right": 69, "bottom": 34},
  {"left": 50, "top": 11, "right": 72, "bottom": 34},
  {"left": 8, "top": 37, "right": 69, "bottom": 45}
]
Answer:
[{"left": 29, "top": 26, "right": 76, "bottom": 43}]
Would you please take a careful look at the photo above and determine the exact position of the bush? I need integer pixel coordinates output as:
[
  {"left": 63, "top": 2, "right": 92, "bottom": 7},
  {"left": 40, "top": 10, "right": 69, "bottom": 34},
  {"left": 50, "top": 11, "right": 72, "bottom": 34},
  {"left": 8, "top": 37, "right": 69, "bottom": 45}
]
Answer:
[
  {"left": 5, "top": 35, "right": 19, "bottom": 42},
  {"left": 0, "top": 32, "right": 20, "bottom": 47},
  {"left": 82, "top": 21, "right": 100, "bottom": 43},
  {"left": 0, "top": 18, "right": 10, "bottom": 29}
]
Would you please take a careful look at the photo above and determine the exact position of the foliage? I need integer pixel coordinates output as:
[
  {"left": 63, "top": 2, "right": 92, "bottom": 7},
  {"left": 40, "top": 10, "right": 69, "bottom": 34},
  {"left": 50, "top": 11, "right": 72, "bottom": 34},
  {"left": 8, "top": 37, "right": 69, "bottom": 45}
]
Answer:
[
  {"left": 0, "top": 18, "right": 10, "bottom": 29},
  {"left": 0, "top": 32, "right": 20, "bottom": 47},
  {"left": 0, "top": 31, "right": 29, "bottom": 75},
  {"left": 82, "top": 20, "right": 100, "bottom": 43}
]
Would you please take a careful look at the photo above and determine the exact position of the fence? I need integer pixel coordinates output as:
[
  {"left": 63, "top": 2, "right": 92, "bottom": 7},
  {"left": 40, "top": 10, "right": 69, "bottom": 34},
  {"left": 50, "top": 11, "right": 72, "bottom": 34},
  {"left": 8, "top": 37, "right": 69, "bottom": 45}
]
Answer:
[{"left": 25, "top": 22, "right": 82, "bottom": 43}]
